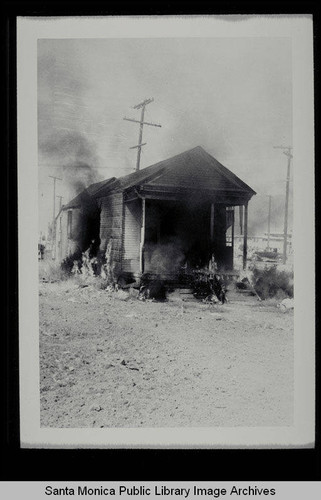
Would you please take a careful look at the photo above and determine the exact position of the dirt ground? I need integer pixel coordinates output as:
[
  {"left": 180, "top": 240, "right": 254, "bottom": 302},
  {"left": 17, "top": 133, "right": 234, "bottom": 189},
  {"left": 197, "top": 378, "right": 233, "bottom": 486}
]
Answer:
[{"left": 39, "top": 278, "right": 293, "bottom": 428}]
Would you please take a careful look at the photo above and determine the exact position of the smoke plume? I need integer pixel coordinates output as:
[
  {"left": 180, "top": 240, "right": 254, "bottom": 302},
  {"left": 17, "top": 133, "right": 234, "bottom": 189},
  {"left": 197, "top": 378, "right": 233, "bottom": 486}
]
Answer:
[
  {"left": 38, "top": 41, "right": 103, "bottom": 200},
  {"left": 145, "top": 241, "right": 185, "bottom": 274},
  {"left": 40, "top": 129, "right": 102, "bottom": 196}
]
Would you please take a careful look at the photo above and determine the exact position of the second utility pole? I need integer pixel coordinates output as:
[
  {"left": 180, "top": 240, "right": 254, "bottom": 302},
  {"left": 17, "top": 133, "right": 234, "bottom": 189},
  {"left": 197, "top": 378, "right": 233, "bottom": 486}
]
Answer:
[
  {"left": 267, "top": 195, "right": 272, "bottom": 250},
  {"left": 124, "top": 98, "right": 161, "bottom": 171},
  {"left": 49, "top": 174, "right": 62, "bottom": 259},
  {"left": 274, "top": 146, "right": 293, "bottom": 264}
]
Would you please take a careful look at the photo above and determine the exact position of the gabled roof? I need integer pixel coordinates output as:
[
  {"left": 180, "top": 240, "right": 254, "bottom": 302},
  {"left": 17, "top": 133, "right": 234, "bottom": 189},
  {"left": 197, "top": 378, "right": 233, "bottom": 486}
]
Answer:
[
  {"left": 63, "top": 147, "right": 256, "bottom": 209},
  {"left": 93, "top": 162, "right": 167, "bottom": 197},
  {"left": 145, "top": 146, "right": 255, "bottom": 193},
  {"left": 94, "top": 146, "right": 256, "bottom": 198},
  {"left": 63, "top": 177, "right": 117, "bottom": 209},
  {"left": 86, "top": 177, "right": 117, "bottom": 196}
]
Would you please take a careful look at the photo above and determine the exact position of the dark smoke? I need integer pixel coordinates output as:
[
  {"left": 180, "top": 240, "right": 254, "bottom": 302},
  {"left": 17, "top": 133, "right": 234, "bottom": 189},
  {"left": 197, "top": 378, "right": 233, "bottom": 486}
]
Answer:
[
  {"left": 40, "top": 129, "right": 102, "bottom": 196},
  {"left": 38, "top": 42, "right": 103, "bottom": 198},
  {"left": 63, "top": 162, "right": 99, "bottom": 196},
  {"left": 144, "top": 241, "right": 186, "bottom": 274},
  {"left": 40, "top": 129, "right": 97, "bottom": 162}
]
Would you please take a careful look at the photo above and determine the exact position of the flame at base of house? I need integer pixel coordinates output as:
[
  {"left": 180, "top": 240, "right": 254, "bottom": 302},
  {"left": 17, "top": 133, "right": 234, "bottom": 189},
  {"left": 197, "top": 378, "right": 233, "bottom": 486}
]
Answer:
[{"left": 63, "top": 235, "right": 230, "bottom": 305}]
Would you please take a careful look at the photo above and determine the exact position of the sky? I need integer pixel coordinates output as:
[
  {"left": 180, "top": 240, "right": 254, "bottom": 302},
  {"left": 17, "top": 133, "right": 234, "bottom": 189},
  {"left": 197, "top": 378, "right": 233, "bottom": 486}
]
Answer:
[{"left": 38, "top": 36, "right": 292, "bottom": 237}]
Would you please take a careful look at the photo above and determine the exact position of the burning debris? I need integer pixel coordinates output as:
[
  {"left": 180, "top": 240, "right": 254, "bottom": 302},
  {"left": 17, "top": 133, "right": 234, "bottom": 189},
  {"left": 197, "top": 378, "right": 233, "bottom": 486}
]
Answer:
[
  {"left": 100, "top": 240, "right": 116, "bottom": 284},
  {"left": 138, "top": 274, "right": 167, "bottom": 302},
  {"left": 81, "top": 245, "right": 98, "bottom": 277},
  {"left": 61, "top": 235, "right": 296, "bottom": 309},
  {"left": 191, "top": 271, "right": 227, "bottom": 304},
  {"left": 61, "top": 240, "right": 231, "bottom": 306},
  {"left": 71, "top": 261, "right": 81, "bottom": 275}
]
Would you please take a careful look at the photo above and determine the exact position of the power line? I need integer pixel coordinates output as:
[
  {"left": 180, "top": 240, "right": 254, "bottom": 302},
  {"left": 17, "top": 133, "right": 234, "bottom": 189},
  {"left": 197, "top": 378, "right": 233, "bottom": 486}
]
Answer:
[{"left": 39, "top": 164, "right": 113, "bottom": 169}]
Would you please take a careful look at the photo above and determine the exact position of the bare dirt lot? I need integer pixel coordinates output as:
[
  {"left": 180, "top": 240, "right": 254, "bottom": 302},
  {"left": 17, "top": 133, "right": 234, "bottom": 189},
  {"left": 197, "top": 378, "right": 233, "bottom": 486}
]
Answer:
[{"left": 39, "top": 279, "right": 293, "bottom": 428}]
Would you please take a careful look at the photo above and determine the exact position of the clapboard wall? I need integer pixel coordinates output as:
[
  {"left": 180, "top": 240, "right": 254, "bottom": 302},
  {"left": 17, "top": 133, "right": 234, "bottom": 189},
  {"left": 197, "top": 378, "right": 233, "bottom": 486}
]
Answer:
[
  {"left": 122, "top": 199, "right": 142, "bottom": 274},
  {"left": 56, "top": 207, "right": 83, "bottom": 260},
  {"left": 98, "top": 193, "right": 124, "bottom": 273}
]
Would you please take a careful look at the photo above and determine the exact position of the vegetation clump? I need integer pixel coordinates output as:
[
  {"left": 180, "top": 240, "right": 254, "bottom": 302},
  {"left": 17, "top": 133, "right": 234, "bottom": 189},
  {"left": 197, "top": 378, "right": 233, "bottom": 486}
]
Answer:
[{"left": 251, "top": 265, "right": 293, "bottom": 300}]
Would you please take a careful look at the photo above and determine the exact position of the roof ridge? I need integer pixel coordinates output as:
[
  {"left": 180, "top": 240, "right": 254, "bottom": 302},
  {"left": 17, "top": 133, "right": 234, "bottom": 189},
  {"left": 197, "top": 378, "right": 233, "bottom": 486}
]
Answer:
[
  {"left": 92, "top": 176, "right": 118, "bottom": 196},
  {"left": 69, "top": 146, "right": 255, "bottom": 201},
  {"left": 119, "top": 146, "right": 200, "bottom": 181},
  {"left": 198, "top": 148, "right": 256, "bottom": 194},
  {"left": 129, "top": 147, "right": 202, "bottom": 187},
  {"left": 94, "top": 147, "right": 202, "bottom": 197}
]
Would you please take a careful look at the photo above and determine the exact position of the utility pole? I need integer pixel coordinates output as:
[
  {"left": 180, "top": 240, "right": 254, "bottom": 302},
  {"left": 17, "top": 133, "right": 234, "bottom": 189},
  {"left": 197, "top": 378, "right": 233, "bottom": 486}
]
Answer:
[
  {"left": 267, "top": 195, "right": 272, "bottom": 250},
  {"left": 123, "top": 98, "right": 161, "bottom": 171},
  {"left": 56, "top": 195, "right": 63, "bottom": 261},
  {"left": 273, "top": 146, "right": 293, "bottom": 264},
  {"left": 49, "top": 175, "right": 62, "bottom": 223},
  {"left": 49, "top": 175, "right": 62, "bottom": 258},
  {"left": 243, "top": 202, "right": 248, "bottom": 270},
  {"left": 57, "top": 195, "right": 63, "bottom": 213}
]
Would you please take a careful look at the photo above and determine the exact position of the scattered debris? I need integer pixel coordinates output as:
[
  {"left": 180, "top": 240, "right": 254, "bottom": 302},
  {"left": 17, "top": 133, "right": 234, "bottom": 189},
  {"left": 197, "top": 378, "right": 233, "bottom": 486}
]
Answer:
[
  {"left": 203, "top": 294, "right": 219, "bottom": 304},
  {"left": 278, "top": 298, "right": 294, "bottom": 312},
  {"left": 236, "top": 275, "right": 262, "bottom": 301},
  {"left": 120, "top": 359, "right": 140, "bottom": 371},
  {"left": 89, "top": 404, "right": 103, "bottom": 412}
]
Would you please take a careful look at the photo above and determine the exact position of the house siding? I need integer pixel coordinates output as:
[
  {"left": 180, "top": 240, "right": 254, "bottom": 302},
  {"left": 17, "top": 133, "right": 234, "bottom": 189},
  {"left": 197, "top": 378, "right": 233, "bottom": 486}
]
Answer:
[
  {"left": 122, "top": 199, "right": 142, "bottom": 274},
  {"left": 98, "top": 193, "right": 124, "bottom": 273},
  {"left": 56, "top": 208, "right": 83, "bottom": 260}
]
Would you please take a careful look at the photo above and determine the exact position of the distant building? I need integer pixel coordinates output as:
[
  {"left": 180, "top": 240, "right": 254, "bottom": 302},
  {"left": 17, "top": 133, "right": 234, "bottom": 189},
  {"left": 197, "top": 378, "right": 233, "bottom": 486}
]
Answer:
[{"left": 234, "top": 233, "right": 293, "bottom": 254}]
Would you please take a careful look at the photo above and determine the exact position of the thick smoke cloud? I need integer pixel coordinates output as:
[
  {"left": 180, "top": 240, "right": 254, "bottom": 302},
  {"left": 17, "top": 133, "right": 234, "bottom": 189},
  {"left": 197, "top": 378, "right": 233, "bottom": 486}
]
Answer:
[
  {"left": 38, "top": 41, "right": 102, "bottom": 199},
  {"left": 40, "top": 129, "right": 101, "bottom": 195}
]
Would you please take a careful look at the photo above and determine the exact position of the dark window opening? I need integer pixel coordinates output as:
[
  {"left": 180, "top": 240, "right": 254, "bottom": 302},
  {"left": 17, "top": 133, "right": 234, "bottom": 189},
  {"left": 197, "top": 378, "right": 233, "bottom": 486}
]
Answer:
[
  {"left": 67, "top": 211, "right": 72, "bottom": 239},
  {"left": 144, "top": 199, "right": 211, "bottom": 274}
]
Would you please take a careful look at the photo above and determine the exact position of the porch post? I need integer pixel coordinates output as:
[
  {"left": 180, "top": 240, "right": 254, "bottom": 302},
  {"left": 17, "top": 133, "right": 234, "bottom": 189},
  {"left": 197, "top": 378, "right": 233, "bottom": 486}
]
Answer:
[
  {"left": 231, "top": 207, "right": 235, "bottom": 270},
  {"left": 210, "top": 203, "right": 214, "bottom": 243},
  {"left": 140, "top": 197, "right": 146, "bottom": 273},
  {"left": 243, "top": 202, "right": 248, "bottom": 270}
]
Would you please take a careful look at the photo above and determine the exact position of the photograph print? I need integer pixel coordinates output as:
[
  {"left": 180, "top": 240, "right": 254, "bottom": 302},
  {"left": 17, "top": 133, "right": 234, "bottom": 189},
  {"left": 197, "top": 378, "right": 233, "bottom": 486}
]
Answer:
[{"left": 17, "top": 16, "right": 314, "bottom": 447}]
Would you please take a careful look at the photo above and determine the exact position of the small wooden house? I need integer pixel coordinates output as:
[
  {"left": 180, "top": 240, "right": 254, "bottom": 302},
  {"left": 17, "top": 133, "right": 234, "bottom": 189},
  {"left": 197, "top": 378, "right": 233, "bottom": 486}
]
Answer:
[{"left": 57, "top": 146, "right": 256, "bottom": 275}]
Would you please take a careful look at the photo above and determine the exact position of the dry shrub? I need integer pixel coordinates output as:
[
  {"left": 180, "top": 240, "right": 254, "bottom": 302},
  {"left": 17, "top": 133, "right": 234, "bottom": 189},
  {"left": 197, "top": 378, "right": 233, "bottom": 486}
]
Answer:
[
  {"left": 251, "top": 265, "right": 293, "bottom": 300},
  {"left": 49, "top": 240, "right": 123, "bottom": 291},
  {"left": 61, "top": 250, "right": 82, "bottom": 276}
]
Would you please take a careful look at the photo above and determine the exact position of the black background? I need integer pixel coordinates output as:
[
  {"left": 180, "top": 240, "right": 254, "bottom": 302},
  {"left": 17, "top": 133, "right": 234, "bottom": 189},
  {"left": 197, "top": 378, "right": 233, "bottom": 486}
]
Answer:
[{"left": 2, "top": 1, "right": 320, "bottom": 482}]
